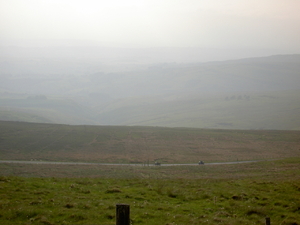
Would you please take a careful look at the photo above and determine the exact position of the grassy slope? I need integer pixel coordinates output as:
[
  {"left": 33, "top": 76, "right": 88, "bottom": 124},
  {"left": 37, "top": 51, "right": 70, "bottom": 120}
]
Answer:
[
  {"left": 1, "top": 121, "right": 300, "bottom": 163},
  {"left": 0, "top": 110, "right": 52, "bottom": 123},
  {"left": 0, "top": 121, "right": 299, "bottom": 224},
  {"left": 1, "top": 90, "right": 299, "bottom": 129},
  {"left": 96, "top": 90, "right": 300, "bottom": 130},
  {"left": 0, "top": 158, "right": 299, "bottom": 225},
  {"left": 93, "top": 55, "right": 300, "bottom": 130},
  {"left": 0, "top": 97, "right": 97, "bottom": 125}
]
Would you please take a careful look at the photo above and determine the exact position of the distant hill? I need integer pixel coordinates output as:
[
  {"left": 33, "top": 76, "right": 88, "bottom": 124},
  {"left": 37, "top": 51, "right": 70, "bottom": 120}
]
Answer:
[{"left": 0, "top": 54, "right": 299, "bottom": 129}]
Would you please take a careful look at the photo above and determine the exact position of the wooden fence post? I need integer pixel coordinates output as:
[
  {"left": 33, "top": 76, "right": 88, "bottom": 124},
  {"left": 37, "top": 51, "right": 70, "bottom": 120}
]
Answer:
[
  {"left": 265, "top": 217, "right": 270, "bottom": 225},
  {"left": 116, "top": 204, "right": 130, "bottom": 225}
]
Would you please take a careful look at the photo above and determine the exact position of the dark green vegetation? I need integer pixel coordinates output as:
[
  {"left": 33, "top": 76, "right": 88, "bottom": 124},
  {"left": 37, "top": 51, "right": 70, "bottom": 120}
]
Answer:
[
  {"left": 1, "top": 55, "right": 300, "bottom": 129},
  {"left": 0, "top": 158, "right": 300, "bottom": 225},
  {"left": 1, "top": 121, "right": 300, "bottom": 163}
]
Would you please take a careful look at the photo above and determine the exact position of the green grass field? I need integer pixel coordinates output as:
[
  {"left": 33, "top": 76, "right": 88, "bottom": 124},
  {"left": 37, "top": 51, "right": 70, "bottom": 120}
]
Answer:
[{"left": 0, "top": 158, "right": 300, "bottom": 225}]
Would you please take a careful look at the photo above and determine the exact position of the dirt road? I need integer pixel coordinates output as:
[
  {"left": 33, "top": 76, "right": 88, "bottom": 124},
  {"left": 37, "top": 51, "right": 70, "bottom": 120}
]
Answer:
[{"left": 0, "top": 160, "right": 263, "bottom": 166}]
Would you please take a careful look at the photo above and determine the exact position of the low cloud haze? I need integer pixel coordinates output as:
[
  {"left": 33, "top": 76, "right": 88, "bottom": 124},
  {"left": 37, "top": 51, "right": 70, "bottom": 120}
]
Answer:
[
  {"left": 1, "top": 1, "right": 299, "bottom": 64},
  {"left": 1, "top": 0, "right": 300, "bottom": 52}
]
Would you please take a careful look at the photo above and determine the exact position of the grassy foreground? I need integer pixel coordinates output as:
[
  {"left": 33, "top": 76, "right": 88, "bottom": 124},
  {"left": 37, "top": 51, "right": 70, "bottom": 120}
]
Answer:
[{"left": 0, "top": 158, "right": 300, "bottom": 225}]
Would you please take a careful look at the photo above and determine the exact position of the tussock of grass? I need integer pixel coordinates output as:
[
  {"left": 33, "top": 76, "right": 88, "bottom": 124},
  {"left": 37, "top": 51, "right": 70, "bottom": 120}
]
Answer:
[{"left": 105, "top": 188, "right": 122, "bottom": 194}]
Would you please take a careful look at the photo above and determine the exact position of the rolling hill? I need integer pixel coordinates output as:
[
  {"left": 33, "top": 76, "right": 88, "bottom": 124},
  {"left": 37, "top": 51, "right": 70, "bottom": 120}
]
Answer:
[{"left": 0, "top": 54, "right": 299, "bottom": 129}]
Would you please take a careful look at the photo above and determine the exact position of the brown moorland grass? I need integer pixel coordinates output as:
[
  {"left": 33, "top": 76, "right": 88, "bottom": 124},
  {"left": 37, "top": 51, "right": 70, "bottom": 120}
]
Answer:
[{"left": 1, "top": 121, "right": 300, "bottom": 164}]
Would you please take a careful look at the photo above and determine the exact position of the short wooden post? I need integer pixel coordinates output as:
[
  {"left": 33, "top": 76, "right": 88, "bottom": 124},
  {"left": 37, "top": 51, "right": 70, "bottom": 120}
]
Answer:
[
  {"left": 116, "top": 204, "right": 130, "bottom": 225},
  {"left": 266, "top": 217, "right": 270, "bottom": 225}
]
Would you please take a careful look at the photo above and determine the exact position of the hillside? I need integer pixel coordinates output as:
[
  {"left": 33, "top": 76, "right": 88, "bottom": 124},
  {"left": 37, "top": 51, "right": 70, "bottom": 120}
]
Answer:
[
  {"left": 0, "top": 54, "right": 300, "bottom": 129},
  {"left": 1, "top": 121, "right": 299, "bottom": 164}
]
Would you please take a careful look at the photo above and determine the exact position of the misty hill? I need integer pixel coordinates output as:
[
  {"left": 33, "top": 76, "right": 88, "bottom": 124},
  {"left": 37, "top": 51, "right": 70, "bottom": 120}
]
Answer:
[
  {"left": 0, "top": 46, "right": 281, "bottom": 74},
  {"left": 0, "top": 54, "right": 300, "bottom": 129},
  {"left": 85, "top": 54, "right": 300, "bottom": 98}
]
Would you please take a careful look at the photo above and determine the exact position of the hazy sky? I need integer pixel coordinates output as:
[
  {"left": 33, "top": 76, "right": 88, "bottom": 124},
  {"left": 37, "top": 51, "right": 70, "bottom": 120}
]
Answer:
[{"left": 1, "top": 0, "right": 300, "bottom": 51}]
